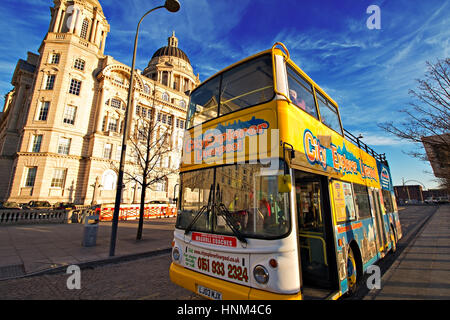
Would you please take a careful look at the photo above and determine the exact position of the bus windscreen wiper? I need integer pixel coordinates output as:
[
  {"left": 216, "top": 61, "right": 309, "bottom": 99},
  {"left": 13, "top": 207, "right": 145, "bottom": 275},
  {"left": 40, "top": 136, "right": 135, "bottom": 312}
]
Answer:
[
  {"left": 184, "top": 184, "right": 214, "bottom": 235},
  {"left": 215, "top": 203, "right": 247, "bottom": 244}
]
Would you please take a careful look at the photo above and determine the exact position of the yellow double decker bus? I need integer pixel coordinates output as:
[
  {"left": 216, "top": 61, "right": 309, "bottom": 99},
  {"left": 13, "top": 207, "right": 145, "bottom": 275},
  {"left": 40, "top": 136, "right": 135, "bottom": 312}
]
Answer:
[{"left": 169, "top": 43, "right": 402, "bottom": 300}]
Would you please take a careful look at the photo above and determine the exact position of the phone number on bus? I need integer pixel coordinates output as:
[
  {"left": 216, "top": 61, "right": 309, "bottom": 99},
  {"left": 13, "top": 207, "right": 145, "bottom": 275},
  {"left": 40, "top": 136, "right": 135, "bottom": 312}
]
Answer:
[{"left": 183, "top": 246, "right": 250, "bottom": 284}]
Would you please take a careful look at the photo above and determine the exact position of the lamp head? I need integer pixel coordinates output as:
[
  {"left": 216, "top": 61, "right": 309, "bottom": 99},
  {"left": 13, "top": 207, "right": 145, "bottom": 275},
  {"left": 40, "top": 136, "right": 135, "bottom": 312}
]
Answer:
[{"left": 164, "top": 0, "right": 180, "bottom": 12}]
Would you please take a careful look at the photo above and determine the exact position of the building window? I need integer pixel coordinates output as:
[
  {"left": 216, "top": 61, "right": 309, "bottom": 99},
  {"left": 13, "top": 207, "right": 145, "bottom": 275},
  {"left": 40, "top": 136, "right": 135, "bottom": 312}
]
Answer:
[
  {"left": 63, "top": 105, "right": 77, "bottom": 125},
  {"left": 148, "top": 109, "right": 153, "bottom": 120},
  {"left": 179, "top": 100, "right": 186, "bottom": 109},
  {"left": 102, "top": 116, "right": 107, "bottom": 131},
  {"left": 45, "top": 74, "right": 56, "bottom": 90},
  {"left": 80, "top": 19, "right": 89, "bottom": 40},
  {"left": 173, "top": 75, "right": 180, "bottom": 91},
  {"left": 50, "top": 53, "right": 60, "bottom": 64},
  {"left": 115, "top": 145, "right": 122, "bottom": 161},
  {"left": 31, "top": 135, "right": 43, "bottom": 153},
  {"left": 167, "top": 115, "right": 173, "bottom": 126},
  {"left": 24, "top": 167, "right": 37, "bottom": 187},
  {"left": 74, "top": 58, "right": 85, "bottom": 71},
  {"left": 162, "top": 72, "right": 169, "bottom": 86},
  {"left": 176, "top": 119, "right": 185, "bottom": 129},
  {"left": 108, "top": 118, "right": 118, "bottom": 132},
  {"left": 103, "top": 143, "right": 112, "bottom": 159},
  {"left": 110, "top": 98, "right": 122, "bottom": 109},
  {"left": 37, "top": 101, "right": 50, "bottom": 121},
  {"left": 143, "top": 84, "right": 150, "bottom": 94},
  {"left": 69, "top": 79, "right": 82, "bottom": 95},
  {"left": 51, "top": 168, "right": 67, "bottom": 188},
  {"left": 102, "top": 169, "right": 117, "bottom": 191},
  {"left": 162, "top": 92, "right": 169, "bottom": 102},
  {"left": 155, "top": 178, "right": 167, "bottom": 192},
  {"left": 57, "top": 137, "right": 71, "bottom": 155},
  {"left": 135, "top": 105, "right": 141, "bottom": 116}
]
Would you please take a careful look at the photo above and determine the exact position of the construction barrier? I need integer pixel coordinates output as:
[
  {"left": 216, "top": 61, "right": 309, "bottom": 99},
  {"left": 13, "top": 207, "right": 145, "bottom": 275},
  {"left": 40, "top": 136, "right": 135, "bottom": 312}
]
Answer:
[{"left": 96, "top": 204, "right": 177, "bottom": 222}]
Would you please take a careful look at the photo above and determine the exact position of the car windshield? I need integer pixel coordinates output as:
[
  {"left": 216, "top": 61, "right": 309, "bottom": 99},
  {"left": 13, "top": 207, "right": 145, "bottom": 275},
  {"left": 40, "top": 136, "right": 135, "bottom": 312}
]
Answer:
[
  {"left": 186, "top": 54, "right": 274, "bottom": 129},
  {"left": 176, "top": 160, "right": 291, "bottom": 239}
]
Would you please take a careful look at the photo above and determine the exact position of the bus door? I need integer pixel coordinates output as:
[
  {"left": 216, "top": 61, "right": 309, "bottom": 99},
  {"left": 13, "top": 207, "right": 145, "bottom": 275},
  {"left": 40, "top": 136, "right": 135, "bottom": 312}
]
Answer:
[
  {"left": 369, "top": 188, "right": 387, "bottom": 253},
  {"left": 294, "top": 171, "right": 338, "bottom": 289}
]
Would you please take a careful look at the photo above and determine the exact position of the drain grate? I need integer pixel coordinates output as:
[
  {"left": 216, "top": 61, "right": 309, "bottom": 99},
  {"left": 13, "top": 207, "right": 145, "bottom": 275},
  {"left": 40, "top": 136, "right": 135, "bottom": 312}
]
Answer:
[{"left": 0, "top": 264, "right": 26, "bottom": 279}]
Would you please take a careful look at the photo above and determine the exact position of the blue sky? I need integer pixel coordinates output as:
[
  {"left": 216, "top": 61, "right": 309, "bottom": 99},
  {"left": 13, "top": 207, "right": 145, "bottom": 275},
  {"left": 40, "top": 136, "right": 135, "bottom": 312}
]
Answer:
[{"left": 0, "top": 0, "right": 448, "bottom": 189}]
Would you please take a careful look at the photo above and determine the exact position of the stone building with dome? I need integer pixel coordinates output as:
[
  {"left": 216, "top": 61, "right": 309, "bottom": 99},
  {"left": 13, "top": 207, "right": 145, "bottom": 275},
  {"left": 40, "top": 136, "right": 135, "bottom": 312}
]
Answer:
[{"left": 0, "top": 0, "right": 200, "bottom": 205}]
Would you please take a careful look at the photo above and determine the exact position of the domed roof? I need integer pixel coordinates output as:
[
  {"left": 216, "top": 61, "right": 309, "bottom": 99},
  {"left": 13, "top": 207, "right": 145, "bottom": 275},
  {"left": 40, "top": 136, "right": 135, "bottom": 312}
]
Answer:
[{"left": 151, "top": 32, "right": 190, "bottom": 64}]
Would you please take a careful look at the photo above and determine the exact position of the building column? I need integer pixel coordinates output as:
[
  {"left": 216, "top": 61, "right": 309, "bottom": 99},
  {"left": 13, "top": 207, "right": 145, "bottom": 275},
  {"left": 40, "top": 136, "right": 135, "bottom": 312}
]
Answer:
[
  {"left": 52, "top": 6, "right": 63, "bottom": 33},
  {"left": 95, "top": 86, "right": 107, "bottom": 132},
  {"left": 90, "top": 19, "right": 98, "bottom": 43},
  {"left": 69, "top": 7, "right": 78, "bottom": 33},
  {"left": 74, "top": 9, "right": 84, "bottom": 35}
]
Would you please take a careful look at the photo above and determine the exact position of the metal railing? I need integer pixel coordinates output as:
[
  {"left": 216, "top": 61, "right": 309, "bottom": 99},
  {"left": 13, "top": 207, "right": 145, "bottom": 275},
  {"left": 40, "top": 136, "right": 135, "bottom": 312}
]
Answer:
[
  {"left": 343, "top": 129, "right": 388, "bottom": 166},
  {"left": 0, "top": 209, "right": 68, "bottom": 225}
]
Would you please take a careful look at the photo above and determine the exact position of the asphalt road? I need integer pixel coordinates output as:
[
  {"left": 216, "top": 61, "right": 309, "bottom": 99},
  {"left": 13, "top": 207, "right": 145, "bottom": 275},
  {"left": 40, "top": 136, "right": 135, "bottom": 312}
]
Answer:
[{"left": 0, "top": 205, "right": 438, "bottom": 300}]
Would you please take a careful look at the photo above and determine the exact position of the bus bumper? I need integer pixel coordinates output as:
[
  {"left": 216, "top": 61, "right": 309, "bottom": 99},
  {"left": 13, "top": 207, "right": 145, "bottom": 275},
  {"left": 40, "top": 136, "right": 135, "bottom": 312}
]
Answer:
[{"left": 169, "top": 262, "right": 301, "bottom": 300}]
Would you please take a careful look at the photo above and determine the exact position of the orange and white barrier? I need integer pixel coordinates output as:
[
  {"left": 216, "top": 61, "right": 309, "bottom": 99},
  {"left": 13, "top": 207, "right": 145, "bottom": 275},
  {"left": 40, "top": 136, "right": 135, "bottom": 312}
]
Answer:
[{"left": 96, "top": 204, "right": 177, "bottom": 221}]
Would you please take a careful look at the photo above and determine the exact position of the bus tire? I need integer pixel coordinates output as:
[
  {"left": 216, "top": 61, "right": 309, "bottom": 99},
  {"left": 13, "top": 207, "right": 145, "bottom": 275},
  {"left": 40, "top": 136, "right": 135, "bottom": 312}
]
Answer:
[
  {"left": 390, "top": 225, "right": 397, "bottom": 253},
  {"left": 347, "top": 244, "right": 362, "bottom": 295}
]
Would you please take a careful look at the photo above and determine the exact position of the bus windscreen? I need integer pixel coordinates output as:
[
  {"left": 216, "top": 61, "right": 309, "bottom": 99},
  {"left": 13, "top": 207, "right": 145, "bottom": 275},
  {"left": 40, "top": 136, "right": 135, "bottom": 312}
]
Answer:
[
  {"left": 176, "top": 161, "right": 291, "bottom": 239},
  {"left": 186, "top": 54, "right": 274, "bottom": 129}
]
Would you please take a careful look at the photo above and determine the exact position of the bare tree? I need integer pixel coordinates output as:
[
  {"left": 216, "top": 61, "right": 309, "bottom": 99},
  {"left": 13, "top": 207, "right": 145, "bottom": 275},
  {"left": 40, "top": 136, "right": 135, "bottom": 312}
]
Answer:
[
  {"left": 379, "top": 58, "right": 450, "bottom": 190},
  {"left": 111, "top": 110, "right": 177, "bottom": 240}
]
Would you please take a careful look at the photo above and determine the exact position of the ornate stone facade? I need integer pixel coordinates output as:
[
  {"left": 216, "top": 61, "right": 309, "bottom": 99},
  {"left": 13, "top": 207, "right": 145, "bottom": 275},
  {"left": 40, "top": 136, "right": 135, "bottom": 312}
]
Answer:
[{"left": 0, "top": 0, "right": 200, "bottom": 205}]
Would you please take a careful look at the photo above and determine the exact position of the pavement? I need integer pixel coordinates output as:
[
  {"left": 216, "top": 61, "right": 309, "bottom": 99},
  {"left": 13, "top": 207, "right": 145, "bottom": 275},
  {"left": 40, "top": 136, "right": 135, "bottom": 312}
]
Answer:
[
  {"left": 1, "top": 206, "right": 449, "bottom": 300},
  {"left": 0, "top": 217, "right": 176, "bottom": 280},
  {"left": 365, "top": 204, "right": 450, "bottom": 300}
]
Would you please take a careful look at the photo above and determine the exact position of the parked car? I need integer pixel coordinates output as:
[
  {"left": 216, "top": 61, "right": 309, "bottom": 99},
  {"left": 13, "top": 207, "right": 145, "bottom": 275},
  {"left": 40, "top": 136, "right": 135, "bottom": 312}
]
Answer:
[
  {"left": 0, "top": 201, "right": 21, "bottom": 210},
  {"left": 53, "top": 202, "right": 77, "bottom": 210},
  {"left": 437, "top": 196, "right": 449, "bottom": 204},
  {"left": 147, "top": 200, "right": 169, "bottom": 205},
  {"left": 25, "top": 200, "right": 52, "bottom": 209}
]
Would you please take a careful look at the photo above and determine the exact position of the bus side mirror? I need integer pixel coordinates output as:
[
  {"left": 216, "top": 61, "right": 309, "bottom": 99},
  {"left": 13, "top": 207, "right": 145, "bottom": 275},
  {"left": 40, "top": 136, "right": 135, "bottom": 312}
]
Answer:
[{"left": 278, "top": 174, "right": 291, "bottom": 193}]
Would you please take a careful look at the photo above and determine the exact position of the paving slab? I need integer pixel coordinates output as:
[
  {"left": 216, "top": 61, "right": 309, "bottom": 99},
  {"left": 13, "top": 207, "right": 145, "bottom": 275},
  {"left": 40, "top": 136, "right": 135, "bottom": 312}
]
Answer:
[{"left": 365, "top": 205, "right": 450, "bottom": 300}]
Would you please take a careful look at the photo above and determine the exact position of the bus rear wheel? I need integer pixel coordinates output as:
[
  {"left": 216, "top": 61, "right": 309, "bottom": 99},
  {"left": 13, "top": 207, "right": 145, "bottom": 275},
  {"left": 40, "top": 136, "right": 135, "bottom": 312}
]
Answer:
[
  {"left": 390, "top": 226, "right": 397, "bottom": 253},
  {"left": 347, "top": 248, "right": 359, "bottom": 294}
]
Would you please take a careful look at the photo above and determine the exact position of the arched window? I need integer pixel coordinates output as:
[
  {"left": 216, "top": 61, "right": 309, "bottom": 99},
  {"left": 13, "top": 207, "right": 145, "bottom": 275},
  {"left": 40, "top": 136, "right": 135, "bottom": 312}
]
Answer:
[
  {"left": 162, "top": 92, "right": 169, "bottom": 102},
  {"left": 102, "top": 170, "right": 117, "bottom": 191},
  {"left": 179, "top": 100, "right": 186, "bottom": 109},
  {"left": 143, "top": 84, "right": 150, "bottom": 94},
  {"left": 80, "top": 18, "right": 89, "bottom": 40}
]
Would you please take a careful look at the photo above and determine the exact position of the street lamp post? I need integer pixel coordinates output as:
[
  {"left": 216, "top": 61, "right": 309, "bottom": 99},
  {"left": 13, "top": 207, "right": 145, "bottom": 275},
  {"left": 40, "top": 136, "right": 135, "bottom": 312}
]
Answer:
[{"left": 109, "top": 0, "right": 180, "bottom": 257}]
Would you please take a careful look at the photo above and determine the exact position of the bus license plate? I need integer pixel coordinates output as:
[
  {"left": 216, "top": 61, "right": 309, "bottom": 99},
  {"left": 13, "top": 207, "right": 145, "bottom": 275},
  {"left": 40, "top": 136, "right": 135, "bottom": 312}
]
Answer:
[{"left": 197, "top": 285, "right": 222, "bottom": 300}]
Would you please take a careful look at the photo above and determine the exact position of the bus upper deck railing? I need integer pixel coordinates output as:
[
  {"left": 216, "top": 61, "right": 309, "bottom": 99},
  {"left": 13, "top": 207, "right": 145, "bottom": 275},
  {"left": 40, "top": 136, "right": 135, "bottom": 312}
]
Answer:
[{"left": 343, "top": 129, "right": 388, "bottom": 166}]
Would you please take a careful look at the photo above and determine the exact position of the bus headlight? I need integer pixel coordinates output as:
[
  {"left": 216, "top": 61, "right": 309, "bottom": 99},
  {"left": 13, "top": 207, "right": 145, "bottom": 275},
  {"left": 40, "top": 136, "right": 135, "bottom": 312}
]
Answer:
[
  {"left": 253, "top": 265, "right": 269, "bottom": 284},
  {"left": 172, "top": 247, "right": 181, "bottom": 262}
]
